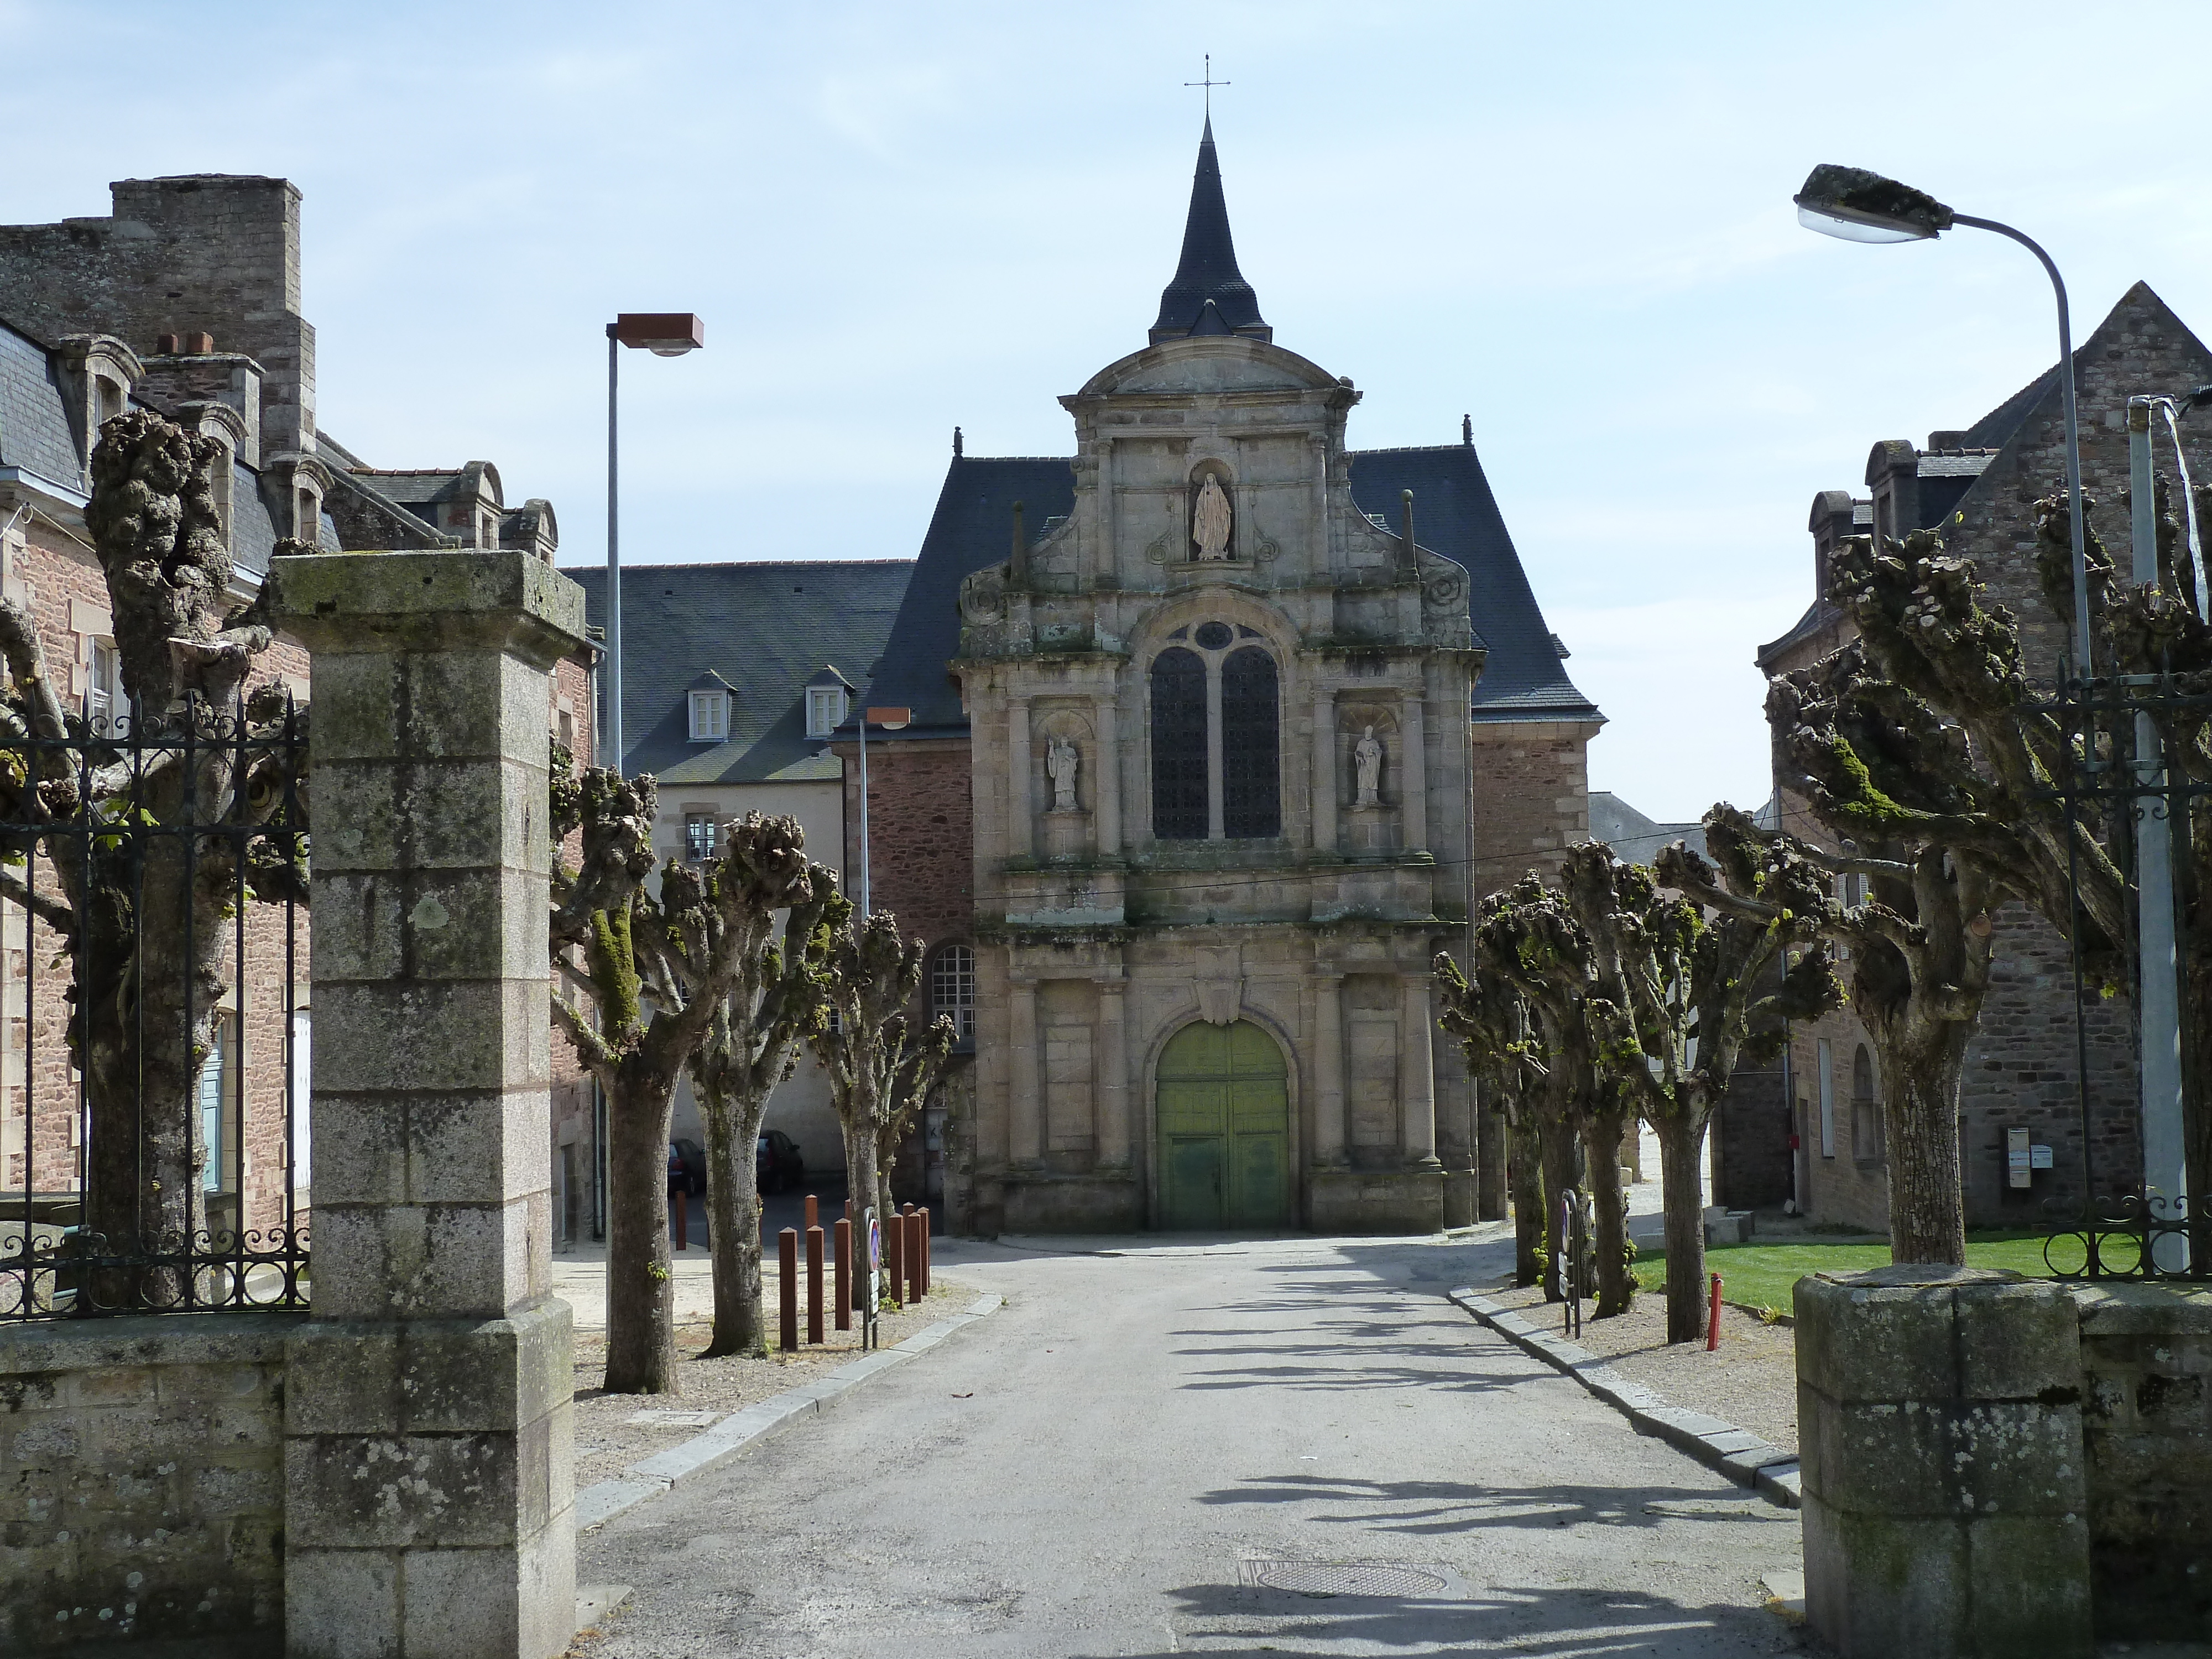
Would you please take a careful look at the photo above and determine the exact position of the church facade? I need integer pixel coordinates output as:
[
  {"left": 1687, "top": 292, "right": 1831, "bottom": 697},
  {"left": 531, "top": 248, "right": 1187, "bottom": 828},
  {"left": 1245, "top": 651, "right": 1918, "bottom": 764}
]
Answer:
[{"left": 844, "top": 122, "right": 1600, "bottom": 1235}]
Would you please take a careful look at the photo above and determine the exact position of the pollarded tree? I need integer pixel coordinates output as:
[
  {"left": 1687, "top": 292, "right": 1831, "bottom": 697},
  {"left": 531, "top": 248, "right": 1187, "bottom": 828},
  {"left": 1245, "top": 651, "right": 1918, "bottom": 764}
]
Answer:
[
  {"left": 0, "top": 409, "right": 306, "bottom": 1279},
  {"left": 1584, "top": 830, "right": 1841, "bottom": 1342},
  {"left": 1465, "top": 874, "right": 1638, "bottom": 1317},
  {"left": 549, "top": 774, "right": 819, "bottom": 1394},
  {"left": 1433, "top": 952, "right": 1548, "bottom": 1288},
  {"left": 809, "top": 898, "right": 954, "bottom": 1238},
  {"left": 685, "top": 855, "right": 837, "bottom": 1358}
]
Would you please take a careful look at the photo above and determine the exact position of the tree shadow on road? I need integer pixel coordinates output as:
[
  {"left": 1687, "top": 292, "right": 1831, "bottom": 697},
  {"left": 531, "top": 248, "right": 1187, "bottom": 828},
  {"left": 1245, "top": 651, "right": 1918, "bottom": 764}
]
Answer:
[
  {"left": 1064, "top": 1578, "right": 1797, "bottom": 1658},
  {"left": 1194, "top": 1473, "right": 1785, "bottom": 1538}
]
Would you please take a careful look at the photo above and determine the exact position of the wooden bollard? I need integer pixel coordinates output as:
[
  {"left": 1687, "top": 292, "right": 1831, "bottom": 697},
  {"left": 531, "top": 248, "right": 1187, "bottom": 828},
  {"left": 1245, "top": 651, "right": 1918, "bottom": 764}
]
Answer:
[
  {"left": 920, "top": 1208, "right": 931, "bottom": 1296},
  {"left": 806, "top": 1224, "right": 825, "bottom": 1344},
  {"left": 906, "top": 1209, "right": 923, "bottom": 1304},
  {"left": 778, "top": 1227, "right": 799, "bottom": 1352},
  {"left": 885, "top": 1210, "right": 905, "bottom": 1308},
  {"left": 833, "top": 1216, "right": 852, "bottom": 1332},
  {"left": 805, "top": 1192, "right": 818, "bottom": 1231}
]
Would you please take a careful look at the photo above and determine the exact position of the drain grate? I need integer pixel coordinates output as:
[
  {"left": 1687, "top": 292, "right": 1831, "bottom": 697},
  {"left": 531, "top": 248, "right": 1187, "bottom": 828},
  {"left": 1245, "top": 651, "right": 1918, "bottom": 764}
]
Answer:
[{"left": 1239, "top": 1560, "right": 1449, "bottom": 1599}]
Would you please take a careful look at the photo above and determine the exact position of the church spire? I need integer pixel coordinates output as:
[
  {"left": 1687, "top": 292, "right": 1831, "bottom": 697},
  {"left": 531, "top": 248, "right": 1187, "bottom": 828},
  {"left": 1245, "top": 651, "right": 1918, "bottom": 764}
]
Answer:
[{"left": 1149, "top": 117, "right": 1272, "bottom": 345}]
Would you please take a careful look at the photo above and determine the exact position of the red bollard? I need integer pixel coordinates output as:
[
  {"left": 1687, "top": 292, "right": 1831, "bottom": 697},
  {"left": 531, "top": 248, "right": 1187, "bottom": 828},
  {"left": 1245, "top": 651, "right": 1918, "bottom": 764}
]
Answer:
[
  {"left": 779, "top": 1227, "right": 799, "bottom": 1352},
  {"left": 905, "top": 1210, "right": 923, "bottom": 1305},
  {"left": 806, "top": 1224, "right": 825, "bottom": 1344},
  {"left": 885, "top": 1211, "right": 905, "bottom": 1308},
  {"left": 672, "top": 1183, "right": 688, "bottom": 1251},
  {"left": 805, "top": 1192, "right": 818, "bottom": 1232},
  {"left": 920, "top": 1210, "right": 931, "bottom": 1296},
  {"left": 1706, "top": 1271, "right": 1723, "bottom": 1352},
  {"left": 833, "top": 1217, "right": 852, "bottom": 1332}
]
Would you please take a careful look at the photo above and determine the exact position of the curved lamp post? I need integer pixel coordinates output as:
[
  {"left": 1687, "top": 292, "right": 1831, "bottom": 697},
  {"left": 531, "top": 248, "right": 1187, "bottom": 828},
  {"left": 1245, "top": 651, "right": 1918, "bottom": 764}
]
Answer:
[
  {"left": 604, "top": 312, "right": 706, "bottom": 773},
  {"left": 855, "top": 705, "right": 911, "bottom": 918},
  {"left": 1793, "top": 164, "right": 2089, "bottom": 675}
]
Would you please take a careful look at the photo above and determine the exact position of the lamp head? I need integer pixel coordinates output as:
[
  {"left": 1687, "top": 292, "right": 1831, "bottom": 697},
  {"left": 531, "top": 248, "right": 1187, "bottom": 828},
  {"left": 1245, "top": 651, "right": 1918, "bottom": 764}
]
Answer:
[
  {"left": 1793, "top": 164, "right": 1953, "bottom": 244},
  {"left": 612, "top": 312, "right": 707, "bottom": 354},
  {"left": 865, "top": 706, "right": 912, "bottom": 732}
]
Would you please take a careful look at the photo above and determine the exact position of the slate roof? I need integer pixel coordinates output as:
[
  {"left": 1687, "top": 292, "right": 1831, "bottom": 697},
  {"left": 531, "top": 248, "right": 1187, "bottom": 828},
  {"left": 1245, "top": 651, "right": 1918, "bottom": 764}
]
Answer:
[
  {"left": 1589, "top": 790, "right": 1708, "bottom": 863},
  {"left": 566, "top": 559, "right": 914, "bottom": 783},
  {"left": 1346, "top": 444, "right": 1597, "bottom": 722},
  {"left": 1151, "top": 118, "right": 1269, "bottom": 343},
  {"left": 859, "top": 441, "right": 1597, "bottom": 738},
  {"left": 0, "top": 319, "right": 85, "bottom": 495}
]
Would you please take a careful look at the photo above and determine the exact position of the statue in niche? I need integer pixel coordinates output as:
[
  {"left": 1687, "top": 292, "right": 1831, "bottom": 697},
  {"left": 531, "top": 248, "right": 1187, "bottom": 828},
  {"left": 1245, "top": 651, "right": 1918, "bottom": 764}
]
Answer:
[
  {"left": 1353, "top": 726, "right": 1384, "bottom": 807},
  {"left": 1192, "top": 474, "right": 1234, "bottom": 561},
  {"left": 1046, "top": 735, "right": 1080, "bottom": 812}
]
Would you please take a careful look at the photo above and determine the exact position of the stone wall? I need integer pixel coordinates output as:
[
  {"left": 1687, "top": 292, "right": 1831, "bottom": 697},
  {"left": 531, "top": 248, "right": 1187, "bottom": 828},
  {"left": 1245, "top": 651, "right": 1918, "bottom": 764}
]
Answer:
[
  {"left": 2073, "top": 1282, "right": 2212, "bottom": 1640},
  {"left": 1468, "top": 718, "right": 1597, "bottom": 899},
  {"left": 0, "top": 1313, "right": 299, "bottom": 1655}
]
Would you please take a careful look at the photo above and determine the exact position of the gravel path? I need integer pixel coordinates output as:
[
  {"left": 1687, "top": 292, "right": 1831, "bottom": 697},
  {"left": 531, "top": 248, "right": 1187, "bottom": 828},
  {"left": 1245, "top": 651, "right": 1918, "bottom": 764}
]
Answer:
[
  {"left": 572, "top": 1276, "right": 975, "bottom": 1490},
  {"left": 1478, "top": 1277, "right": 1800, "bottom": 1457}
]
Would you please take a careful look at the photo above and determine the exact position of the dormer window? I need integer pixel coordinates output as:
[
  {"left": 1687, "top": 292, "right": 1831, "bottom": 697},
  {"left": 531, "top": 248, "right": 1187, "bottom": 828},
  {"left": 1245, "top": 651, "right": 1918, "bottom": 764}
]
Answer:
[
  {"left": 689, "top": 688, "right": 729, "bottom": 743},
  {"left": 806, "top": 685, "right": 848, "bottom": 740}
]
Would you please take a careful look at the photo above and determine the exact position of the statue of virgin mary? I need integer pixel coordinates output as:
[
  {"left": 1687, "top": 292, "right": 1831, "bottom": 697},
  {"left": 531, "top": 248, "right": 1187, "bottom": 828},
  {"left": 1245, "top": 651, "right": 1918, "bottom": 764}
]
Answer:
[{"left": 1192, "top": 475, "right": 1233, "bottom": 560}]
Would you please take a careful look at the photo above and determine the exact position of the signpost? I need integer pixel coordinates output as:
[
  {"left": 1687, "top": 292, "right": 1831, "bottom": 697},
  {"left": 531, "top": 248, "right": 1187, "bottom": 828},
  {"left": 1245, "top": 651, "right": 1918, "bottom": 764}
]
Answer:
[{"left": 863, "top": 1208, "right": 882, "bottom": 1350}]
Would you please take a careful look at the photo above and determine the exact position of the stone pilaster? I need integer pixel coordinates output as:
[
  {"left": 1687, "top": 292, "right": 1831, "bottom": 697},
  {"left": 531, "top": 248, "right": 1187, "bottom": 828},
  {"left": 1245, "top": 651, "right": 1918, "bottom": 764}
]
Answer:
[
  {"left": 272, "top": 551, "right": 584, "bottom": 1659},
  {"left": 1009, "top": 977, "right": 1042, "bottom": 1168},
  {"left": 1401, "top": 974, "right": 1438, "bottom": 1166}
]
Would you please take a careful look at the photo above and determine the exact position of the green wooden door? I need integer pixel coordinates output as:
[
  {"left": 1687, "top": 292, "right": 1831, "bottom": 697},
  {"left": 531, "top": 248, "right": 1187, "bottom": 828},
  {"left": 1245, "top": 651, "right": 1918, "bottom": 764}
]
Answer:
[{"left": 1156, "top": 1021, "right": 1290, "bottom": 1230}]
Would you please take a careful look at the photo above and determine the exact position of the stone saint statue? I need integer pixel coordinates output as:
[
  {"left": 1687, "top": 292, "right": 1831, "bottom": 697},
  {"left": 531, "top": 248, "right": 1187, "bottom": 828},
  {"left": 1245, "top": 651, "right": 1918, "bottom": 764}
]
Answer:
[
  {"left": 1047, "top": 735, "right": 1079, "bottom": 811},
  {"left": 1192, "top": 475, "right": 1233, "bottom": 560},
  {"left": 1353, "top": 726, "right": 1384, "bottom": 807}
]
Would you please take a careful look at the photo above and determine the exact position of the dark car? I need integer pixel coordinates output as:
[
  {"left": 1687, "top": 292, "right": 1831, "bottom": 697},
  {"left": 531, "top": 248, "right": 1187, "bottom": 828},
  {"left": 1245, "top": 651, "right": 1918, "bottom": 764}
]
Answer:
[
  {"left": 670, "top": 1139, "right": 706, "bottom": 1196},
  {"left": 756, "top": 1130, "right": 805, "bottom": 1193}
]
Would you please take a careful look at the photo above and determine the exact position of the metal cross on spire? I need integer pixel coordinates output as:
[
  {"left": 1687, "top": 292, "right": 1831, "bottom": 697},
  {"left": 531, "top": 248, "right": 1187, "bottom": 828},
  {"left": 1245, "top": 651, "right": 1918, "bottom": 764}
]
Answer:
[{"left": 1185, "top": 54, "right": 1228, "bottom": 117}]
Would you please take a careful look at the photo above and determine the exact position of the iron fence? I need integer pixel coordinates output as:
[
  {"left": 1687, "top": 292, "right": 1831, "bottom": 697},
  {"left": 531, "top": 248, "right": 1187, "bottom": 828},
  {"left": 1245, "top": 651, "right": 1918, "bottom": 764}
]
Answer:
[
  {"left": 0, "top": 687, "right": 308, "bottom": 1319},
  {"left": 2032, "top": 667, "right": 2212, "bottom": 1276}
]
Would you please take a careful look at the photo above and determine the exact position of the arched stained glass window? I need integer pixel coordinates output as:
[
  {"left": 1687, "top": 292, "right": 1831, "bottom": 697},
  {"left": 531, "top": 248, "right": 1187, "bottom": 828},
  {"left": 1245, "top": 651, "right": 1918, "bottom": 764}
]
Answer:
[
  {"left": 1150, "top": 646, "right": 1208, "bottom": 839},
  {"left": 1221, "top": 646, "right": 1280, "bottom": 838}
]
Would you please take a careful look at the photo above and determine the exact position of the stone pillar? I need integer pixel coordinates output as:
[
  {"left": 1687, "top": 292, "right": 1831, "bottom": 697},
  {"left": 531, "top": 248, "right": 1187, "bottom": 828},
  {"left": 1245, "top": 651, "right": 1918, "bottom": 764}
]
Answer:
[
  {"left": 1313, "top": 972, "right": 1345, "bottom": 1167},
  {"left": 1311, "top": 691, "right": 1336, "bottom": 853},
  {"left": 1009, "top": 977, "right": 1042, "bottom": 1168},
  {"left": 1797, "top": 1267, "right": 2091, "bottom": 1659},
  {"left": 1401, "top": 973, "right": 1438, "bottom": 1166},
  {"left": 1097, "top": 977, "right": 1129, "bottom": 1170},
  {"left": 1400, "top": 691, "right": 1427, "bottom": 853},
  {"left": 273, "top": 551, "right": 582, "bottom": 1659},
  {"left": 1006, "top": 695, "right": 1032, "bottom": 859},
  {"left": 1095, "top": 697, "right": 1121, "bottom": 854}
]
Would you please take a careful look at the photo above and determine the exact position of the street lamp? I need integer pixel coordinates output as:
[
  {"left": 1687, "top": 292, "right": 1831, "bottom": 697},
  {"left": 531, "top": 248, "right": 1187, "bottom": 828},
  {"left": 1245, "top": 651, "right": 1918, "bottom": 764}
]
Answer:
[
  {"left": 1793, "top": 164, "right": 2089, "bottom": 675},
  {"left": 854, "top": 705, "right": 910, "bottom": 917},
  {"left": 604, "top": 312, "right": 706, "bottom": 774}
]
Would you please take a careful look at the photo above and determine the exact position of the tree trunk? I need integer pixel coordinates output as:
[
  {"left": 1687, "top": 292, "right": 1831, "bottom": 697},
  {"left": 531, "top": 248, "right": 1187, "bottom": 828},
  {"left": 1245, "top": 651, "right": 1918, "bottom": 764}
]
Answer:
[
  {"left": 844, "top": 1115, "right": 882, "bottom": 1310},
  {"left": 1478, "top": 1091, "right": 1509, "bottom": 1222},
  {"left": 1885, "top": 1042, "right": 1969, "bottom": 1266},
  {"left": 1537, "top": 1111, "right": 1580, "bottom": 1303},
  {"left": 1511, "top": 1115, "right": 1542, "bottom": 1287},
  {"left": 603, "top": 1062, "right": 681, "bottom": 1395},
  {"left": 1580, "top": 1108, "right": 1635, "bottom": 1318},
  {"left": 698, "top": 1088, "right": 769, "bottom": 1359},
  {"left": 1655, "top": 1113, "right": 1710, "bottom": 1344}
]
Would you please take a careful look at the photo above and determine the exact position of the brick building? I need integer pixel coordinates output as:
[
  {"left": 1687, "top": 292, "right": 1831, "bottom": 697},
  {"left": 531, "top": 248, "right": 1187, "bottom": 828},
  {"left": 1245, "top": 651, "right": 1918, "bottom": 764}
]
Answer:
[
  {"left": 847, "top": 121, "right": 1600, "bottom": 1235},
  {"left": 1750, "top": 282, "right": 2212, "bottom": 1230},
  {"left": 0, "top": 175, "right": 594, "bottom": 1250}
]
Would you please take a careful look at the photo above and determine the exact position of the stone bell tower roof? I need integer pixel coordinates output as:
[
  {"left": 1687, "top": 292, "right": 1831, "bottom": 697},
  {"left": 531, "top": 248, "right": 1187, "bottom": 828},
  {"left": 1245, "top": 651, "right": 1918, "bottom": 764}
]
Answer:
[{"left": 1148, "top": 117, "right": 1271, "bottom": 345}]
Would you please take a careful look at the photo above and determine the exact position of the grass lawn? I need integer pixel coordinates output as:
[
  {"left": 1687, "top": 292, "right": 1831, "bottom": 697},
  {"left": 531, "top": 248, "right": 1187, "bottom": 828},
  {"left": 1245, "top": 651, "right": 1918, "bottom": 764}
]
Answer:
[{"left": 1631, "top": 1230, "right": 2057, "bottom": 1317}]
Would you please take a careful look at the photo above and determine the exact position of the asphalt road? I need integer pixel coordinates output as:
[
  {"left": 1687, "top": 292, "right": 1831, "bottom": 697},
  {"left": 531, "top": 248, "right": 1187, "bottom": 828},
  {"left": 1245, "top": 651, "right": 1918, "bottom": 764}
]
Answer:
[{"left": 578, "top": 1228, "right": 1802, "bottom": 1657}]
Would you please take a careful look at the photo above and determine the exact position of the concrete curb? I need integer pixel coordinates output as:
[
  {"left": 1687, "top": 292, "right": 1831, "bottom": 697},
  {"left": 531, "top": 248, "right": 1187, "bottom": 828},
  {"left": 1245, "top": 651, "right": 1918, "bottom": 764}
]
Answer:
[
  {"left": 575, "top": 1292, "right": 1004, "bottom": 1532},
  {"left": 1448, "top": 1287, "right": 1801, "bottom": 1510}
]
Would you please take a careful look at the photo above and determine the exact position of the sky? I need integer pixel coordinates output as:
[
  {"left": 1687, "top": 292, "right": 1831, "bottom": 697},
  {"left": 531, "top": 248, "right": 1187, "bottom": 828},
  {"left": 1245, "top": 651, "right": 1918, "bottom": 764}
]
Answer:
[{"left": 6, "top": 1, "right": 2212, "bottom": 821}]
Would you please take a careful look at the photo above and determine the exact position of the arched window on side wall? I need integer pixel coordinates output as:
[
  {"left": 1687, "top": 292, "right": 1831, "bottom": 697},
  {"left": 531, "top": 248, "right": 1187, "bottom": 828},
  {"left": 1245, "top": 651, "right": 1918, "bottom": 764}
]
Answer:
[
  {"left": 1150, "top": 646, "right": 1208, "bottom": 839},
  {"left": 1851, "top": 1044, "right": 1883, "bottom": 1162},
  {"left": 931, "top": 943, "right": 975, "bottom": 1045},
  {"left": 1220, "top": 646, "right": 1280, "bottom": 838}
]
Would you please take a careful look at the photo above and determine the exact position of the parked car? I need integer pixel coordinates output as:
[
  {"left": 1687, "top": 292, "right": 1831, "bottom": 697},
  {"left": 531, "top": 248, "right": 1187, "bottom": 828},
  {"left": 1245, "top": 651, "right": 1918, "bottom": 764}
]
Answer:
[
  {"left": 756, "top": 1130, "right": 805, "bottom": 1193},
  {"left": 670, "top": 1139, "right": 706, "bottom": 1196}
]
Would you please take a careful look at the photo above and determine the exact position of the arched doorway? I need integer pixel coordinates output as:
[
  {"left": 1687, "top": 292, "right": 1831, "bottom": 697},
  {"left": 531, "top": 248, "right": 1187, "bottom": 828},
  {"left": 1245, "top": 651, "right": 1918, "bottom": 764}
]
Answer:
[{"left": 1156, "top": 1020, "right": 1290, "bottom": 1229}]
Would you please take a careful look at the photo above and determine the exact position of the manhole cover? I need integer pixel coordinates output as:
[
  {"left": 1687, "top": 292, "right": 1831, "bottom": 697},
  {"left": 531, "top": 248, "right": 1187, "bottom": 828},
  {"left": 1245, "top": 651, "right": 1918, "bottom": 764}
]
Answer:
[{"left": 1239, "top": 1560, "right": 1449, "bottom": 1599}]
